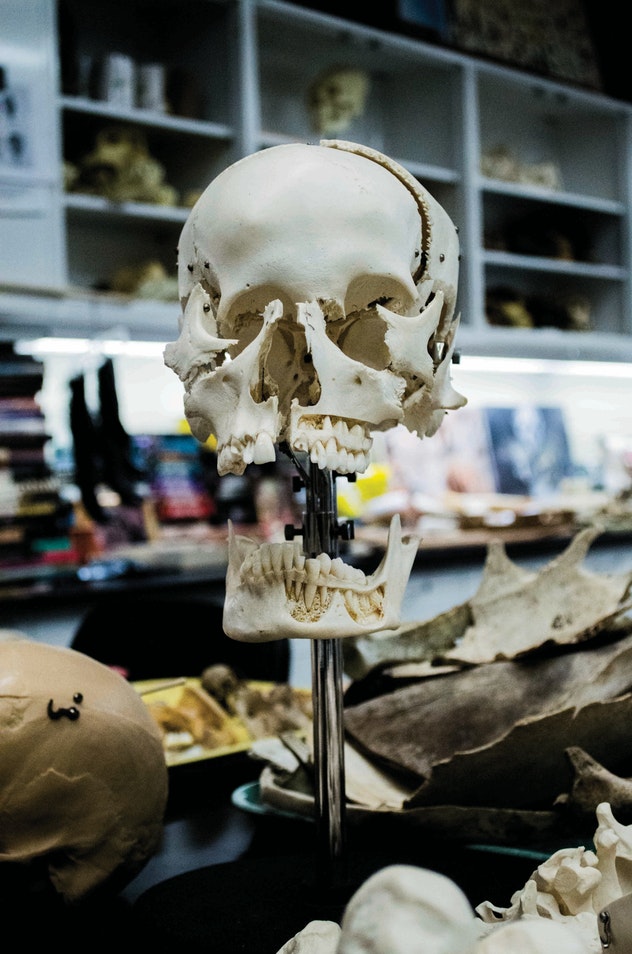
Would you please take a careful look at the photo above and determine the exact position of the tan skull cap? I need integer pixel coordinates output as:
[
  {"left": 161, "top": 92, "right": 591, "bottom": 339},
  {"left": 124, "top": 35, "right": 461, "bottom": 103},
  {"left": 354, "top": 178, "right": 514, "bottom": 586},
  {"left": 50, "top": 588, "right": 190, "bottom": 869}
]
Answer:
[{"left": 0, "top": 639, "right": 168, "bottom": 901}]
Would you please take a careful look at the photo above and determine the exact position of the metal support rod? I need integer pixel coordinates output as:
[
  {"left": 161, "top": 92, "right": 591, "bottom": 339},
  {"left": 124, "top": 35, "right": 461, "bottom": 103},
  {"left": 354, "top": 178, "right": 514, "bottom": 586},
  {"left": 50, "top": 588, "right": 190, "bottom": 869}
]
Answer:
[{"left": 302, "top": 461, "right": 347, "bottom": 887}]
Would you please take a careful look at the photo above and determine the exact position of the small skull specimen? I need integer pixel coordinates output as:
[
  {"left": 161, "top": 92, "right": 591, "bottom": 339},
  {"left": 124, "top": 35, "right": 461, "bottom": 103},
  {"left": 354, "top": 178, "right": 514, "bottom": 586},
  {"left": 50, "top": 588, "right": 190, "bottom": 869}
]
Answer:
[
  {"left": 0, "top": 639, "right": 168, "bottom": 902},
  {"left": 307, "top": 66, "right": 371, "bottom": 135},
  {"left": 165, "top": 139, "right": 464, "bottom": 641}
]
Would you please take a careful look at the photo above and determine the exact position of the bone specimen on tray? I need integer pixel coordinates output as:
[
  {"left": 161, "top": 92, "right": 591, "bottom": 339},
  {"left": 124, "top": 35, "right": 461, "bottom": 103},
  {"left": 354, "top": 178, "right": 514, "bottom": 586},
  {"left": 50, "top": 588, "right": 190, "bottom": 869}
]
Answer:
[
  {"left": 343, "top": 525, "right": 632, "bottom": 678},
  {"left": 0, "top": 638, "right": 168, "bottom": 902},
  {"left": 200, "top": 663, "right": 313, "bottom": 738},
  {"left": 164, "top": 138, "right": 465, "bottom": 642}
]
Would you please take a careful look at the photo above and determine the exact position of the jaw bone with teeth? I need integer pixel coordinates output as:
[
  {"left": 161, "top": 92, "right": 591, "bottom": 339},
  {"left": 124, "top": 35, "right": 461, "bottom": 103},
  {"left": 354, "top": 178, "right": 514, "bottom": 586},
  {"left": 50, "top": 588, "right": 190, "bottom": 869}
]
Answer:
[
  {"left": 164, "top": 139, "right": 465, "bottom": 641},
  {"left": 225, "top": 513, "right": 418, "bottom": 641}
]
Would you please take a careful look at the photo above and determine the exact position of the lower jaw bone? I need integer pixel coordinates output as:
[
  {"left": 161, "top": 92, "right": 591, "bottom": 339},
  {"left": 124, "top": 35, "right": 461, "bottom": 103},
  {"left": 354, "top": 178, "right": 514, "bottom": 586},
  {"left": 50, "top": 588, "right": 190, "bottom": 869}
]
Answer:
[{"left": 223, "top": 514, "right": 419, "bottom": 641}]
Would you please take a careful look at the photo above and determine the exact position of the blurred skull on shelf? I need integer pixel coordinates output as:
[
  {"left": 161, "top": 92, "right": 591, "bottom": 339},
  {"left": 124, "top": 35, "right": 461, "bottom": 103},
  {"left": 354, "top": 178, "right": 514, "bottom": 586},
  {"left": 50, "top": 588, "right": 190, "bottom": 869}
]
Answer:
[{"left": 307, "top": 66, "right": 371, "bottom": 136}]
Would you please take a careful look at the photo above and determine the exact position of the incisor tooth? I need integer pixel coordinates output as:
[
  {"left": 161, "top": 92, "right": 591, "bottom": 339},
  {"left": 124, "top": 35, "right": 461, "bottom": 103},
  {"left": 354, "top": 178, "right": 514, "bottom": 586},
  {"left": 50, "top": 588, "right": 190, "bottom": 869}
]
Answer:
[
  {"left": 304, "top": 583, "right": 317, "bottom": 610},
  {"left": 253, "top": 431, "right": 276, "bottom": 464},
  {"left": 305, "top": 558, "right": 320, "bottom": 583},
  {"left": 261, "top": 546, "right": 273, "bottom": 576},
  {"left": 270, "top": 544, "right": 283, "bottom": 574}
]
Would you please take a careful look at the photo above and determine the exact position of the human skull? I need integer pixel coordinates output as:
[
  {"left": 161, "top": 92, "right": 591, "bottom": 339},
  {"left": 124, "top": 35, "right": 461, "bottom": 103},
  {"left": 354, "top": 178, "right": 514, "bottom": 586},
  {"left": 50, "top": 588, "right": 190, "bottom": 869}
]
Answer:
[
  {"left": 0, "top": 639, "right": 168, "bottom": 902},
  {"left": 165, "top": 139, "right": 464, "bottom": 477},
  {"left": 307, "top": 66, "right": 370, "bottom": 135},
  {"left": 165, "top": 139, "right": 465, "bottom": 641}
]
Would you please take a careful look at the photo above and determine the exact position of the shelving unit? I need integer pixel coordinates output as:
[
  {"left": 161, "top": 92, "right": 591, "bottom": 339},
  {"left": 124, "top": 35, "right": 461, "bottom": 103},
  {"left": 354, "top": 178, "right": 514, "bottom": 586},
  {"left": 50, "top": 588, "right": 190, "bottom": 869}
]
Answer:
[{"left": 1, "top": 0, "right": 632, "bottom": 360}]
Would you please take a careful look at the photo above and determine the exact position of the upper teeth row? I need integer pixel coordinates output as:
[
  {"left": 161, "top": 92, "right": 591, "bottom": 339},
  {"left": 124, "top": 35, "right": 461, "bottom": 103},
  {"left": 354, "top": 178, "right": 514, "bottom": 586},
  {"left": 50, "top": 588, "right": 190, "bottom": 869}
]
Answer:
[
  {"left": 218, "top": 432, "right": 276, "bottom": 472},
  {"left": 292, "top": 417, "right": 372, "bottom": 474}
]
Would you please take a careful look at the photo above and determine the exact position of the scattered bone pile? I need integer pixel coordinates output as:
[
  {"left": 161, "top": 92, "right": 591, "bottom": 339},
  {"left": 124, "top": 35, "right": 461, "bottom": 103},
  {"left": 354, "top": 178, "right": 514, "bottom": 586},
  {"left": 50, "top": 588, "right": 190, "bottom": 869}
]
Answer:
[
  {"left": 275, "top": 801, "right": 631, "bottom": 952},
  {"left": 257, "top": 527, "right": 632, "bottom": 844}
]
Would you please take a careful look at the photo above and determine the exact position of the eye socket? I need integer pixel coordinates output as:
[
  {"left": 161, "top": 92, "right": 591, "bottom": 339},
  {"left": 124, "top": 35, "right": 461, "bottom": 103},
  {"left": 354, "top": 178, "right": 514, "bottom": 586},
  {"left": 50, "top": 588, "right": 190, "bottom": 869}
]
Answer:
[
  {"left": 328, "top": 312, "right": 390, "bottom": 371},
  {"left": 345, "top": 275, "right": 416, "bottom": 316}
]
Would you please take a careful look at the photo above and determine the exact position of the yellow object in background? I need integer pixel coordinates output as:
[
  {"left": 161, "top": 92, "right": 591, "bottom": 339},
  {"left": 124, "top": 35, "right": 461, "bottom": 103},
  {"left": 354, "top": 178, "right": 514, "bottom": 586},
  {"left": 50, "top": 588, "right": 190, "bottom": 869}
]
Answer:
[{"left": 337, "top": 463, "right": 392, "bottom": 519}]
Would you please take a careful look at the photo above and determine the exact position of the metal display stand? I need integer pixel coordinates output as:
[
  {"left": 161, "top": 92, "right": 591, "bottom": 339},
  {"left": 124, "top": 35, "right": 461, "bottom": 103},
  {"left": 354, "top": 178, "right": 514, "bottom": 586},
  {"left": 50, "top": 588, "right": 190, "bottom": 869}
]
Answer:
[{"left": 282, "top": 446, "right": 353, "bottom": 887}]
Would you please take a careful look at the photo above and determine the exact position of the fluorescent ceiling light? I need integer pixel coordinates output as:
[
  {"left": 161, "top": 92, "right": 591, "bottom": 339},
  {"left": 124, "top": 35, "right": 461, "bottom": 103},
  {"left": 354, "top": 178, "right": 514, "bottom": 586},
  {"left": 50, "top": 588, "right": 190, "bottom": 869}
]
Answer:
[
  {"left": 16, "top": 337, "right": 167, "bottom": 358},
  {"left": 458, "top": 355, "right": 632, "bottom": 378}
]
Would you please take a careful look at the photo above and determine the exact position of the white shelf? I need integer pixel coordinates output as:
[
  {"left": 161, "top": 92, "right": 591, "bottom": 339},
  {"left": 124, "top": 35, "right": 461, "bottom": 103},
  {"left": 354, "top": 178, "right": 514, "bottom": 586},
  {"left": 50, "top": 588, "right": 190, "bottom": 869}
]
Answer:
[
  {"left": 479, "top": 178, "right": 627, "bottom": 216},
  {"left": 2, "top": 0, "right": 632, "bottom": 357},
  {"left": 60, "top": 96, "right": 233, "bottom": 141},
  {"left": 483, "top": 251, "right": 627, "bottom": 281},
  {"left": 64, "top": 193, "right": 190, "bottom": 224}
]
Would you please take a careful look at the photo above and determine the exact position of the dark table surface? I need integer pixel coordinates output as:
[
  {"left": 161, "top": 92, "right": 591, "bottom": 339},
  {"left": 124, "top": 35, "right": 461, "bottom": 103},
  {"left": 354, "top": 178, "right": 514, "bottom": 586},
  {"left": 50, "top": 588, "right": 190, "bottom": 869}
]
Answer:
[{"left": 4, "top": 752, "right": 551, "bottom": 953}]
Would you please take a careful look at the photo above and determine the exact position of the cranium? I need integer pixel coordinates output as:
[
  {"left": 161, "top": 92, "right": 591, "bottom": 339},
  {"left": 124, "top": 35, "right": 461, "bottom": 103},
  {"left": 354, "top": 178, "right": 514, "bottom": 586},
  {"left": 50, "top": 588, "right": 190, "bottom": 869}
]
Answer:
[
  {"left": 0, "top": 638, "right": 168, "bottom": 902},
  {"left": 165, "top": 139, "right": 465, "bottom": 640}
]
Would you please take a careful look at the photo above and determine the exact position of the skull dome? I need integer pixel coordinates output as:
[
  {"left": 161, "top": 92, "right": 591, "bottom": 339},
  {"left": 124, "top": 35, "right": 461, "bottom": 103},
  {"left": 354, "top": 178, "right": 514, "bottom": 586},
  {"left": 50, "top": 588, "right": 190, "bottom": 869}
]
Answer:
[
  {"left": 165, "top": 139, "right": 465, "bottom": 479},
  {"left": 0, "top": 639, "right": 168, "bottom": 902}
]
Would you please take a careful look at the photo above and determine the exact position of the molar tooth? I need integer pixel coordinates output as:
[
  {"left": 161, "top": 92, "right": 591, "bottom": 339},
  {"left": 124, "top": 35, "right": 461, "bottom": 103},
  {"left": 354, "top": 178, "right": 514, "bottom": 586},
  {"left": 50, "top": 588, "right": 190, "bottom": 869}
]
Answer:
[
  {"left": 331, "top": 557, "right": 346, "bottom": 579},
  {"left": 319, "top": 553, "right": 332, "bottom": 576},
  {"left": 319, "top": 585, "right": 328, "bottom": 604}
]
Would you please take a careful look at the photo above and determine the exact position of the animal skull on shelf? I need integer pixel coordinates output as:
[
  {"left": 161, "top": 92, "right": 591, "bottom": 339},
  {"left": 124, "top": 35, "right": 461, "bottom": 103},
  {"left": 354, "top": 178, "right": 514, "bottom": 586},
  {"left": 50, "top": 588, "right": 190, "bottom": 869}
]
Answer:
[{"left": 165, "top": 139, "right": 465, "bottom": 640}]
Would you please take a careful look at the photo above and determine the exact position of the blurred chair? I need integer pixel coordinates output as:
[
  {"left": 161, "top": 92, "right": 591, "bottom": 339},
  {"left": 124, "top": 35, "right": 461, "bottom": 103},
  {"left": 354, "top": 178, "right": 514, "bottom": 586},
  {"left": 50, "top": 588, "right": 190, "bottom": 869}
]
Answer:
[{"left": 70, "top": 596, "right": 290, "bottom": 683}]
